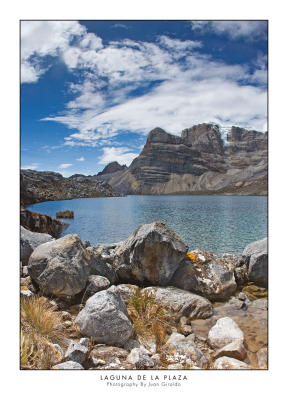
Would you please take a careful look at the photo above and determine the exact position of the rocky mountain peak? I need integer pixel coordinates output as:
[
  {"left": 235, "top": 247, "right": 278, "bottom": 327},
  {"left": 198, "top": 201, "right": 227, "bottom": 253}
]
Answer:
[
  {"left": 98, "top": 161, "right": 127, "bottom": 176},
  {"left": 181, "top": 123, "right": 224, "bottom": 155}
]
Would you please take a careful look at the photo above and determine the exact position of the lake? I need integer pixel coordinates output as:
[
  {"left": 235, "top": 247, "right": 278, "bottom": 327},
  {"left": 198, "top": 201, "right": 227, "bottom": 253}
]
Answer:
[{"left": 27, "top": 195, "right": 267, "bottom": 254}]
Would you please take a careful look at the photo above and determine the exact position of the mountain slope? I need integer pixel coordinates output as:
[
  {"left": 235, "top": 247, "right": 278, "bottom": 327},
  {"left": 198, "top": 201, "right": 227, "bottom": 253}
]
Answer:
[{"left": 104, "top": 124, "right": 267, "bottom": 195}]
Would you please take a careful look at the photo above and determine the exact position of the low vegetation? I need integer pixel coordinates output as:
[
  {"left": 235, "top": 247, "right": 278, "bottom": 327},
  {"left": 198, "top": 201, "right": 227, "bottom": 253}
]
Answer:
[
  {"left": 20, "top": 296, "right": 66, "bottom": 369},
  {"left": 127, "top": 290, "right": 172, "bottom": 351}
]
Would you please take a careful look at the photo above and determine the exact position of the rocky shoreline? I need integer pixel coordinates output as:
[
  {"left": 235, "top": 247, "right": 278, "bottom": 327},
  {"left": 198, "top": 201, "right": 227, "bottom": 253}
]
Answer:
[{"left": 20, "top": 221, "right": 267, "bottom": 370}]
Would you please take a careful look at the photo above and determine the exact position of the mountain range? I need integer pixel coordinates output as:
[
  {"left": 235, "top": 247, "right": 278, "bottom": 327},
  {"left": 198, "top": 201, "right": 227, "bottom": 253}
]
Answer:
[{"left": 21, "top": 123, "right": 268, "bottom": 205}]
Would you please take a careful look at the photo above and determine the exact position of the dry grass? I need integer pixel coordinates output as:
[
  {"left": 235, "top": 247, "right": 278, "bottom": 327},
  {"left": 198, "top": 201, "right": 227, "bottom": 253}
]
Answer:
[
  {"left": 20, "top": 296, "right": 66, "bottom": 369},
  {"left": 127, "top": 290, "right": 172, "bottom": 352}
]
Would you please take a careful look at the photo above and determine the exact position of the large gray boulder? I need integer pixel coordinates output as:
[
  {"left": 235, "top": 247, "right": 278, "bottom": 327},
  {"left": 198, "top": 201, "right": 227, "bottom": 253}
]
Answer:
[
  {"left": 20, "top": 225, "right": 54, "bottom": 265},
  {"left": 171, "top": 250, "right": 237, "bottom": 301},
  {"left": 142, "top": 286, "right": 213, "bottom": 321},
  {"left": 75, "top": 286, "right": 133, "bottom": 346},
  {"left": 113, "top": 222, "right": 188, "bottom": 285},
  {"left": 243, "top": 238, "right": 268, "bottom": 287},
  {"left": 208, "top": 317, "right": 244, "bottom": 349},
  {"left": 27, "top": 234, "right": 91, "bottom": 297}
]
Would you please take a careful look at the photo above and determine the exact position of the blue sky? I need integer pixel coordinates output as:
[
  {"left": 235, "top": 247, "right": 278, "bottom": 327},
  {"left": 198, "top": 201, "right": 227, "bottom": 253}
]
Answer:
[{"left": 21, "top": 20, "right": 267, "bottom": 176}]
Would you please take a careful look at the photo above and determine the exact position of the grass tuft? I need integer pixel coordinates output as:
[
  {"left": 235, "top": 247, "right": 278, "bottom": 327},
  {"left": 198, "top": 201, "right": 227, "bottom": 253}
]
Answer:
[
  {"left": 20, "top": 296, "right": 66, "bottom": 369},
  {"left": 127, "top": 290, "right": 172, "bottom": 351}
]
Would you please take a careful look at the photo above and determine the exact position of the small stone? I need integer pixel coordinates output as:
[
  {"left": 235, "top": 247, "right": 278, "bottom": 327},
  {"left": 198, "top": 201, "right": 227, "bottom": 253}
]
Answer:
[
  {"left": 213, "top": 356, "right": 250, "bottom": 369},
  {"left": 52, "top": 361, "right": 84, "bottom": 370},
  {"left": 79, "top": 338, "right": 90, "bottom": 348},
  {"left": 85, "top": 275, "right": 110, "bottom": 297},
  {"left": 257, "top": 347, "right": 268, "bottom": 369},
  {"left": 63, "top": 320, "right": 73, "bottom": 328},
  {"left": 20, "top": 289, "right": 33, "bottom": 297},
  {"left": 61, "top": 311, "right": 72, "bottom": 321},
  {"left": 126, "top": 347, "right": 154, "bottom": 369},
  {"left": 65, "top": 341, "right": 89, "bottom": 364},
  {"left": 167, "top": 363, "right": 185, "bottom": 370}
]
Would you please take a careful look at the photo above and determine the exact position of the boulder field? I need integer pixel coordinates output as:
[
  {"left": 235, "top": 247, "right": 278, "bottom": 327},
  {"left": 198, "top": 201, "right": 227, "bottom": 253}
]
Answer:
[{"left": 20, "top": 221, "right": 268, "bottom": 370}]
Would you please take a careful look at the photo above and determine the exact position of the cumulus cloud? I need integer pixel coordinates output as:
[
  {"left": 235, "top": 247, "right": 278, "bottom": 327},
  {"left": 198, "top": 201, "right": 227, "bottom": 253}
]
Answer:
[
  {"left": 98, "top": 147, "right": 139, "bottom": 166},
  {"left": 76, "top": 156, "right": 85, "bottom": 161},
  {"left": 22, "top": 22, "right": 266, "bottom": 142},
  {"left": 21, "top": 21, "right": 102, "bottom": 83},
  {"left": 191, "top": 21, "right": 267, "bottom": 40},
  {"left": 58, "top": 163, "right": 73, "bottom": 169}
]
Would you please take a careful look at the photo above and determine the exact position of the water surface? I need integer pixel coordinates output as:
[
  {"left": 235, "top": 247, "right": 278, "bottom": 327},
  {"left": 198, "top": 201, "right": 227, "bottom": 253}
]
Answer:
[{"left": 28, "top": 195, "right": 267, "bottom": 254}]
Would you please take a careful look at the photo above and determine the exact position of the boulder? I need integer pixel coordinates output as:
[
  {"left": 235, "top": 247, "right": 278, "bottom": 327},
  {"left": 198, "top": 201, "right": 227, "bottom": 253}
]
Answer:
[
  {"left": 142, "top": 286, "right": 213, "bottom": 321},
  {"left": 213, "top": 356, "right": 250, "bottom": 369},
  {"left": 27, "top": 234, "right": 91, "bottom": 297},
  {"left": 85, "top": 275, "right": 110, "bottom": 297},
  {"left": 113, "top": 222, "right": 188, "bottom": 285},
  {"left": 243, "top": 238, "right": 268, "bottom": 287},
  {"left": 213, "top": 340, "right": 247, "bottom": 361},
  {"left": 20, "top": 226, "right": 54, "bottom": 265},
  {"left": 52, "top": 361, "right": 84, "bottom": 370},
  {"left": 86, "top": 246, "right": 118, "bottom": 284},
  {"left": 117, "top": 284, "right": 139, "bottom": 304},
  {"left": 75, "top": 286, "right": 133, "bottom": 346},
  {"left": 163, "top": 332, "right": 208, "bottom": 368},
  {"left": 170, "top": 250, "right": 237, "bottom": 301},
  {"left": 20, "top": 208, "right": 68, "bottom": 238},
  {"left": 208, "top": 317, "right": 244, "bottom": 349}
]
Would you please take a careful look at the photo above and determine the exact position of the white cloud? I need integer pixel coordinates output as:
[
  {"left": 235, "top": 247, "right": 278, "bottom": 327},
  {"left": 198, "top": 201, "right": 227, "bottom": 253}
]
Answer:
[
  {"left": 76, "top": 156, "right": 85, "bottom": 161},
  {"left": 22, "top": 163, "right": 39, "bottom": 170},
  {"left": 98, "top": 147, "right": 139, "bottom": 166},
  {"left": 191, "top": 21, "right": 267, "bottom": 40},
  {"left": 21, "top": 21, "right": 102, "bottom": 83},
  {"left": 28, "top": 26, "right": 266, "bottom": 142},
  {"left": 58, "top": 163, "right": 73, "bottom": 169}
]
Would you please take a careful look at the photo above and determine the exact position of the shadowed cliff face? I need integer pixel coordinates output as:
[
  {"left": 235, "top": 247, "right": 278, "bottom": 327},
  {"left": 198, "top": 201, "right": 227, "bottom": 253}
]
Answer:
[{"left": 105, "top": 124, "right": 267, "bottom": 195}]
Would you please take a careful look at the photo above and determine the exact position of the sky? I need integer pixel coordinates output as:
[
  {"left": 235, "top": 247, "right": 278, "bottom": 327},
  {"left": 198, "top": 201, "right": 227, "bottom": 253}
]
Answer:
[{"left": 20, "top": 20, "right": 268, "bottom": 176}]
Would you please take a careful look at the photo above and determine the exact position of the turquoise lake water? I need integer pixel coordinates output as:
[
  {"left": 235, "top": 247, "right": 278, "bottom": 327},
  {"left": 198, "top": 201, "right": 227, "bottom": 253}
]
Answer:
[{"left": 27, "top": 195, "right": 267, "bottom": 254}]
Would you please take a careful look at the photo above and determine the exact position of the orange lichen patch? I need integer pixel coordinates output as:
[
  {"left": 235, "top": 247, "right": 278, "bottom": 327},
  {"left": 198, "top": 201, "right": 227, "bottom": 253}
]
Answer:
[
  {"left": 186, "top": 252, "right": 198, "bottom": 262},
  {"left": 21, "top": 285, "right": 29, "bottom": 291}
]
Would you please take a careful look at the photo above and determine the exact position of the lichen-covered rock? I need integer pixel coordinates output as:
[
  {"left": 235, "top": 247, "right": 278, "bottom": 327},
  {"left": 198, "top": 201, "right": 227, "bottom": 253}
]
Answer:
[
  {"left": 208, "top": 317, "right": 244, "bottom": 349},
  {"left": 20, "top": 225, "right": 54, "bottom": 265},
  {"left": 85, "top": 275, "right": 110, "bottom": 297},
  {"left": 52, "top": 361, "right": 84, "bottom": 370},
  {"left": 113, "top": 222, "right": 188, "bottom": 285},
  {"left": 142, "top": 286, "right": 213, "bottom": 321},
  {"left": 75, "top": 286, "right": 133, "bottom": 346},
  {"left": 163, "top": 332, "right": 208, "bottom": 368},
  {"left": 213, "top": 356, "right": 250, "bottom": 369},
  {"left": 243, "top": 238, "right": 267, "bottom": 287},
  {"left": 171, "top": 250, "right": 237, "bottom": 301},
  {"left": 27, "top": 234, "right": 91, "bottom": 297}
]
